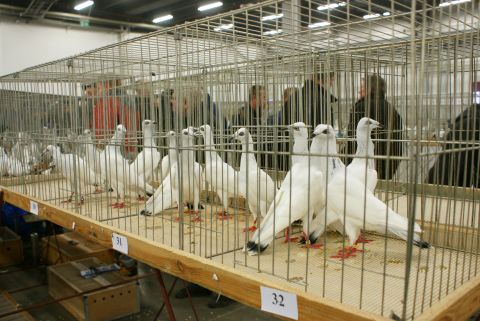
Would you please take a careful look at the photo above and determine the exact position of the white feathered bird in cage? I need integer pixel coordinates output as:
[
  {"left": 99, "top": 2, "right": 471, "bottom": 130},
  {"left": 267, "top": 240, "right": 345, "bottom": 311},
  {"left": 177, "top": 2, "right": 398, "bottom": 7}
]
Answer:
[
  {"left": 232, "top": 127, "right": 276, "bottom": 232},
  {"left": 307, "top": 123, "right": 430, "bottom": 249}
]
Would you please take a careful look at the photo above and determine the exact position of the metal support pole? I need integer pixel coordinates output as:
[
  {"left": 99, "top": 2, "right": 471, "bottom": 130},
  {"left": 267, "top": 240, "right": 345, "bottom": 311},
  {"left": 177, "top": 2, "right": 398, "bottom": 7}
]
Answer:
[{"left": 155, "top": 270, "right": 177, "bottom": 321}]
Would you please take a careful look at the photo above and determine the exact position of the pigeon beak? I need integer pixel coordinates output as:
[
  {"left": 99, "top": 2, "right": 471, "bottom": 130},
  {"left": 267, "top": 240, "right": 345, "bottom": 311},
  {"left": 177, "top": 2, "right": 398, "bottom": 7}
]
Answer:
[
  {"left": 228, "top": 134, "right": 236, "bottom": 142},
  {"left": 193, "top": 128, "right": 202, "bottom": 137},
  {"left": 376, "top": 123, "right": 383, "bottom": 129}
]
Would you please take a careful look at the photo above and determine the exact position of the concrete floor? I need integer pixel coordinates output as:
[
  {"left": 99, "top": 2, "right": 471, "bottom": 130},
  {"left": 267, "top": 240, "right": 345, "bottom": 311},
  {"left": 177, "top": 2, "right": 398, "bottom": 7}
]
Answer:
[{"left": 0, "top": 259, "right": 280, "bottom": 321}]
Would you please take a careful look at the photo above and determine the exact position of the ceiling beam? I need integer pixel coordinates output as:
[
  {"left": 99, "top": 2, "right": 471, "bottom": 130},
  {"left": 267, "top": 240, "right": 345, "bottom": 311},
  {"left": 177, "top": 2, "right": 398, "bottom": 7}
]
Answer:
[
  {"left": 128, "top": 0, "right": 180, "bottom": 16},
  {"left": 0, "top": 3, "right": 161, "bottom": 31},
  {"left": 103, "top": 0, "right": 134, "bottom": 10}
]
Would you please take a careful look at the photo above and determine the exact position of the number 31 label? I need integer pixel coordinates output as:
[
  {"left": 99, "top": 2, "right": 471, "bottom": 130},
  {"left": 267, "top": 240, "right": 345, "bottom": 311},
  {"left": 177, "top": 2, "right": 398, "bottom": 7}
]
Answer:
[
  {"left": 112, "top": 233, "right": 128, "bottom": 255},
  {"left": 260, "top": 286, "right": 298, "bottom": 320}
]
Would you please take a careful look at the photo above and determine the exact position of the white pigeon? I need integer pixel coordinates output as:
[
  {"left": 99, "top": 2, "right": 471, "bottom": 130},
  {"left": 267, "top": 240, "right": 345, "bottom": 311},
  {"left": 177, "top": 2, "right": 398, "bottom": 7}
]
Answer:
[
  {"left": 304, "top": 124, "right": 346, "bottom": 244},
  {"left": 156, "top": 131, "right": 179, "bottom": 183},
  {"left": 288, "top": 122, "right": 309, "bottom": 167},
  {"left": 6, "top": 157, "right": 31, "bottom": 177},
  {"left": 0, "top": 147, "right": 9, "bottom": 176},
  {"left": 82, "top": 129, "right": 105, "bottom": 192},
  {"left": 101, "top": 125, "right": 129, "bottom": 207},
  {"left": 130, "top": 120, "right": 161, "bottom": 184},
  {"left": 43, "top": 145, "right": 98, "bottom": 204},
  {"left": 83, "top": 129, "right": 101, "bottom": 174},
  {"left": 346, "top": 117, "right": 380, "bottom": 192},
  {"left": 234, "top": 128, "right": 276, "bottom": 231},
  {"left": 245, "top": 155, "right": 324, "bottom": 255},
  {"left": 310, "top": 124, "right": 430, "bottom": 248},
  {"left": 195, "top": 124, "right": 240, "bottom": 217},
  {"left": 141, "top": 131, "right": 179, "bottom": 216},
  {"left": 12, "top": 132, "right": 38, "bottom": 167},
  {"left": 173, "top": 127, "right": 204, "bottom": 214},
  {"left": 104, "top": 125, "right": 155, "bottom": 208}
]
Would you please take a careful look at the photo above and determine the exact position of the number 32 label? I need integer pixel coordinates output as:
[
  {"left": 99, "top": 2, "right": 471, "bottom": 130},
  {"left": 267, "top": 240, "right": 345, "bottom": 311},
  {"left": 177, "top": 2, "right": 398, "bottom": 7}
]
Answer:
[{"left": 260, "top": 286, "right": 298, "bottom": 320}]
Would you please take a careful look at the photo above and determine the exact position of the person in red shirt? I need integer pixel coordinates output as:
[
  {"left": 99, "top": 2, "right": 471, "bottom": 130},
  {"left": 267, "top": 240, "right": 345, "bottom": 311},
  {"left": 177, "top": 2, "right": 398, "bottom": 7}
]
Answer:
[{"left": 92, "top": 79, "right": 139, "bottom": 157}]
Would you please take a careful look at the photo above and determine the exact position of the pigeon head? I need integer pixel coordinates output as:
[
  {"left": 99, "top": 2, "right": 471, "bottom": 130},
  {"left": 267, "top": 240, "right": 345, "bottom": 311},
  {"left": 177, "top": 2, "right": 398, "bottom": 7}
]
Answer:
[
  {"left": 357, "top": 117, "right": 382, "bottom": 131},
  {"left": 313, "top": 124, "right": 335, "bottom": 137},
  {"left": 143, "top": 119, "right": 157, "bottom": 129},
  {"left": 186, "top": 126, "right": 196, "bottom": 136},
  {"left": 194, "top": 124, "right": 211, "bottom": 137},
  {"left": 42, "top": 145, "right": 59, "bottom": 159},
  {"left": 232, "top": 128, "right": 250, "bottom": 142},
  {"left": 116, "top": 124, "right": 127, "bottom": 134},
  {"left": 166, "top": 131, "right": 177, "bottom": 147},
  {"left": 83, "top": 129, "right": 91, "bottom": 135},
  {"left": 288, "top": 122, "right": 308, "bottom": 140},
  {"left": 180, "top": 128, "right": 195, "bottom": 147}
]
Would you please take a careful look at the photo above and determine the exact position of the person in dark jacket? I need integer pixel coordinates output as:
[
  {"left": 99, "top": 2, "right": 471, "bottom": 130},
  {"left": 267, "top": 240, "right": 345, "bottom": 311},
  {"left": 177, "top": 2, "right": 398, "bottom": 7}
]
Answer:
[
  {"left": 159, "top": 89, "right": 221, "bottom": 132},
  {"left": 428, "top": 103, "right": 480, "bottom": 187},
  {"left": 281, "top": 87, "right": 300, "bottom": 125},
  {"left": 346, "top": 74, "right": 403, "bottom": 180},
  {"left": 235, "top": 85, "right": 268, "bottom": 127},
  {"left": 302, "top": 72, "right": 336, "bottom": 127}
]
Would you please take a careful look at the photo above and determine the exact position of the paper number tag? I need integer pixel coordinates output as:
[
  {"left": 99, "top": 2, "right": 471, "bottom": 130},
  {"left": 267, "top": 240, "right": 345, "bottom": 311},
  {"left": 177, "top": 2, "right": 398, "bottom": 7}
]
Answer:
[
  {"left": 30, "top": 201, "right": 39, "bottom": 215},
  {"left": 260, "top": 286, "right": 298, "bottom": 320},
  {"left": 112, "top": 233, "right": 128, "bottom": 255}
]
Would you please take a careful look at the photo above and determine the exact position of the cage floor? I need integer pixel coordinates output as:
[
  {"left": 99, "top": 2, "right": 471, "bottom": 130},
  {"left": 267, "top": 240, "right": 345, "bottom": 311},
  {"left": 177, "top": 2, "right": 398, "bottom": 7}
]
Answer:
[{"left": 3, "top": 177, "right": 479, "bottom": 320}]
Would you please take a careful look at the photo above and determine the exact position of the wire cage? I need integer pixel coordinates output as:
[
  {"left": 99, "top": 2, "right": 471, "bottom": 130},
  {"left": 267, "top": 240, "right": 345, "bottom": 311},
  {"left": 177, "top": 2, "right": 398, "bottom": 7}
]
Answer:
[{"left": 0, "top": 1, "right": 479, "bottom": 320}]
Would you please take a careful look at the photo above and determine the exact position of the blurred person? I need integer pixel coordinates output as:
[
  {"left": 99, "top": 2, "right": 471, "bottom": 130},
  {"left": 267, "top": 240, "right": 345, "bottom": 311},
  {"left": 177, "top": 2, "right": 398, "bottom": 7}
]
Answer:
[
  {"left": 428, "top": 96, "right": 479, "bottom": 187},
  {"left": 281, "top": 87, "right": 300, "bottom": 125},
  {"left": 302, "top": 71, "right": 336, "bottom": 127},
  {"left": 92, "top": 78, "right": 140, "bottom": 157},
  {"left": 135, "top": 81, "right": 159, "bottom": 122},
  {"left": 346, "top": 74, "right": 403, "bottom": 180},
  {"left": 79, "top": 83, "right": 96, "bottom": 131},
  {"left": 236, "top": 85, "right": 270, "bottom": 126}
]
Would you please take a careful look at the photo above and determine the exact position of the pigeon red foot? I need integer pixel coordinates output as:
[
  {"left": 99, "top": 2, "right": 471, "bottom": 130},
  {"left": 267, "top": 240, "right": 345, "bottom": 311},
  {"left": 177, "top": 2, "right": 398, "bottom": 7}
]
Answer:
[
  {"left": 355, "top": 235, "right": 373, "bottom": 244},
  {"left": 216, "top": 211, "right": 230, "bottom": 220},
  {"left": 191, "top": 214, "right": 203, "bottom": 223},
  {"left": 284, "top": 229, "right": 300, "bottom": 243},
  {"left": 111, "top": 202, "right": 127, "bottom": 209},
  {"left": 243, "top": 220, "right": 257, "bottom": 232},
  {"left": 330, "top": 246, "right": 363, "bottom": 260}
]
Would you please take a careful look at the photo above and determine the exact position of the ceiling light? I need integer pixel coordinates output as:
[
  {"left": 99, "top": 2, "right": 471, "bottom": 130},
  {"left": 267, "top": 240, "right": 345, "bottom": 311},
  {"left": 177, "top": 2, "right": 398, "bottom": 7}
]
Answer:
[
  {"left": 152, "top": 14, "right": 173, "bottom": 23},
  {"left": 263, "top": 29, "right": 283, "bottom": 36},
  {"left": 198, "top": 1, "right": 223, "bottom": 12},
  {"left": 214, "top": 23, "right": 233, "bottom": 32},
  {"left": 383, "top": 11, "right": 391, "bottom": 16},
  {"left": 363, "top": 13, "right": 381, "bottom": 20},
  {"left": 261, "top": 13, "right": 284, "bottom": 21},
  {"left": 308, "top": 21, "right": 331, "bottom": 29},
  {"left": 317, "top": 2, "right": 346, "bottom": 11},
  {"left": 74, "top": 0, "right": 94, "bottom": 11},
  {"left": 439, "top": 0, "right": 471, "bottom": 7}
]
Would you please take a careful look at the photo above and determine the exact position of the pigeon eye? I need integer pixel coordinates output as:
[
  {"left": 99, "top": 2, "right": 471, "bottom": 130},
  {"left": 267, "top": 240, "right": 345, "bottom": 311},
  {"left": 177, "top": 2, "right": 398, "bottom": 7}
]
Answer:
[
  {"left": 293, "top": 126, "right": 299, "bottom": 131},
  {"left": 183, "top": 131, "right": 188, "bottom": 135},
  {"left": 322, "top": 129, "right": 328, "bottom": 134},
  {"left": 239, "top": 132, "right": 245, "bottom": 136},
  {"left": 200, "top": 127, "right": 205, "bottom": 132}
]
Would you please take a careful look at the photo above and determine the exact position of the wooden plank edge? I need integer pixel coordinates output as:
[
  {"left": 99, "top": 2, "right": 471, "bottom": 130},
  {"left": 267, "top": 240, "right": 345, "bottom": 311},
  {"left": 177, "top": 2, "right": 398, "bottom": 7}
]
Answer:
[
  {"left": 1, "top": 186, "right": 389, "bottom": 321},
  {"left": 413, "top": 274, "right": 480, "bottom": 321}
]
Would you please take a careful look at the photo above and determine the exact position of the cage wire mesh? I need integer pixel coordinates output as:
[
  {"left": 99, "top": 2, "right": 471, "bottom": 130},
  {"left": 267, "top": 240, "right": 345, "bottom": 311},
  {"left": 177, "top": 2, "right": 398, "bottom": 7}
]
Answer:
[{"left": 0, "top": 0, "right": 480, "bottom": 319}]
